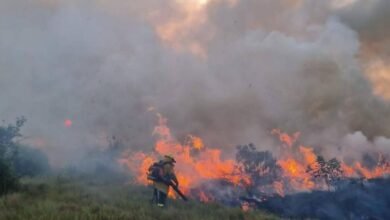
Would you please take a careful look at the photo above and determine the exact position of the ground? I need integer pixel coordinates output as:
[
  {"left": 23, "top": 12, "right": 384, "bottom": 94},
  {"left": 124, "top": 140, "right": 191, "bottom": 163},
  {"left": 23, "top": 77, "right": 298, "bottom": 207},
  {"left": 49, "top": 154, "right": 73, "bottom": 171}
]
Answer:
[{"left": 0, "top": 174, "right": 278, "bottom": 220}]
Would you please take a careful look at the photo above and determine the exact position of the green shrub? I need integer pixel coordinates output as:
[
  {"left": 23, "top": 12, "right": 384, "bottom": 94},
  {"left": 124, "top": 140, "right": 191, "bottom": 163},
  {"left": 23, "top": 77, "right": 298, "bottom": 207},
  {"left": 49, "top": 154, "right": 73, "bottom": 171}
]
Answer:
[
  {"left": 0, "top": 117, "right": 26, "bottom": 196},
  {"left": 0, "top": 160, "right": 19, "bottom": 195},
  {"left": 14, "top": 145, "right": 50, "bottom": 177}
]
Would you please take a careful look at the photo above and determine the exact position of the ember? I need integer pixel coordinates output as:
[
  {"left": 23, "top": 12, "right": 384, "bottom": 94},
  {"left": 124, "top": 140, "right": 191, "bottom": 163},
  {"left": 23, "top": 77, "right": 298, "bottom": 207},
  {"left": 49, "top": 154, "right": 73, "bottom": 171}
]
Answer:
[{"left": 64, "top": 119, "right": 73, "bottom": 128}]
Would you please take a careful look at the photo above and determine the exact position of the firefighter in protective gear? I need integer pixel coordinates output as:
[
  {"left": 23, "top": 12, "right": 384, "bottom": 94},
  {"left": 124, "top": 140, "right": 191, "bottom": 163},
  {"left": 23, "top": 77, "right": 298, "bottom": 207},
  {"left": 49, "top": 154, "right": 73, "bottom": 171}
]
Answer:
[{"left": 149, "top": 155, "right": 178, "bottom": 207}]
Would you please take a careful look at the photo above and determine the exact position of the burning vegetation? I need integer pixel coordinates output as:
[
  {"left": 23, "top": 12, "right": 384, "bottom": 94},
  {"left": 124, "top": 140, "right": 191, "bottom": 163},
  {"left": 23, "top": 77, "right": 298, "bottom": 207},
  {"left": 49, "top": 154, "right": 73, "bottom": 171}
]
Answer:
[
  {"left": 119, "top": 112, "right": 390, "bottom": 218},
  {"left": 2, "top": 0, "right": 390, "bottom": 219}
]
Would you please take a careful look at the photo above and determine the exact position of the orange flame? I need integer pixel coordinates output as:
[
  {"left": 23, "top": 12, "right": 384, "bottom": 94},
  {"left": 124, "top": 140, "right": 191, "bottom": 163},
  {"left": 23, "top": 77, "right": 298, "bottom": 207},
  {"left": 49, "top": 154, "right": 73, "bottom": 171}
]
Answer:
[
  {"left": 119, "top": 113, "right": 250, "bottom": 198},
  {"left": 120, "top": 117, "right": 390, "bottom": 200},
  {"left": 187, "top": 135, "right": 204, "bottom": 150},
  {"left": 271, "top": 129, "right": 300, "bottom": 148},
  {"left": 341, "top": 160, "right": 390, "bottom": 179},
  {"left": 273, "top": 130, "right": 389, "bottom": 192}
]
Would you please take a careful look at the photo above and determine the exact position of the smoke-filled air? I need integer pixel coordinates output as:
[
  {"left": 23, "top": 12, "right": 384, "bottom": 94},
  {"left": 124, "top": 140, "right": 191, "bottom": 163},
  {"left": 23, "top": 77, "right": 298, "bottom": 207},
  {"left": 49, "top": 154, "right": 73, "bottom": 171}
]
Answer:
[{"left": 1, "top": 0, "right": 389, "bottom": 219}]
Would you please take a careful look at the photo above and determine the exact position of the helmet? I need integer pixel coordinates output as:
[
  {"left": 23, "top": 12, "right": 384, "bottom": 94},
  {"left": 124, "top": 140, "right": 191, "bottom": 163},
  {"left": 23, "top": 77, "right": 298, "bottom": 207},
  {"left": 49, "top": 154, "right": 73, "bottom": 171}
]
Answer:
[{"left": 164, "top": 154, "right": 176, "bottom": 163}]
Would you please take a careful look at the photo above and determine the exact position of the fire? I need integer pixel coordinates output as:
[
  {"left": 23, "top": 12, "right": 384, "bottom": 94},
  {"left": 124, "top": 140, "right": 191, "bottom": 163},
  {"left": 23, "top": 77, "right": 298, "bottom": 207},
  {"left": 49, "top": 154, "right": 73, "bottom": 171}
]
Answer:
[
  {"left": 271, "top": 130, "right": 317, "bottom": 191},
  {"left": 341, "top": 160, "right": 390, "bottom": 179},
  {"left": 120, "top": 114, "right": 390, "bottom": 201},
  {"left": 340, "top": 163, "right": 355, "bottom": 177},
  {"left": 279, "top": 159, "right": 301, "bottom": 176},
  {"left": 187, "top": 135, "right": 204, "bottom": 150},
  {"left": 198, "top": 191, "right": 212, "bottom": 202},
  {"left": 272, "top": 130, "right": 390, "bottom": 191},
  {"left": 278, "top": 158, "right": 315, "bottom": 191},
  {"left": 271, "top": 129, "right": 300, "bottom": 148},
  {"left": 119, "top": 112, "right": 250, "bottom": 199},
  {"left": 299, "top": 146, "right": 317, "bottom": 165},
  {"left": 118, "top": 152, "right": 155, "bottom": 184},
  {"left": 273, "top": 130, "right": 390, "bottom": 191}
]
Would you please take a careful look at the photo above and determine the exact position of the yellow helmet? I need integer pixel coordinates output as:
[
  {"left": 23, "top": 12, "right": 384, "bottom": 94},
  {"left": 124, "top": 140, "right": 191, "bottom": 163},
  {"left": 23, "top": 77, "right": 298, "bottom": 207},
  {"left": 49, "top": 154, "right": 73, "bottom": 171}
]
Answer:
[{"left": 164, "top": 154, "right": 176, "bottom": 163}]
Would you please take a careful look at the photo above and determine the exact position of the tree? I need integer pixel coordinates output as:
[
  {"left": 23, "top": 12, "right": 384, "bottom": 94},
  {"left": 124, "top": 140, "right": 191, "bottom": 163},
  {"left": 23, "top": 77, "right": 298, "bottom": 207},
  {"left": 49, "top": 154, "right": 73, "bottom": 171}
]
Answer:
[
  {"left": 236, "top": 143, "right": 281, "bottom": 193},
  {"left": 307, "top": 156, "right": 343, "bottom": 190},
  {"left": 0, "top": 117, "right": 26, "bottom": 195}
]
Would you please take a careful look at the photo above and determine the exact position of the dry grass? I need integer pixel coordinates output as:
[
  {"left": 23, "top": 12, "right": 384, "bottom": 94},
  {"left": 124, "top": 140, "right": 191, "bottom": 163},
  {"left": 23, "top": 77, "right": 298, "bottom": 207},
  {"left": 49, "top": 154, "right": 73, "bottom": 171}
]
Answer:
[{"left": 0, "top": 175, "right": 278, "bottom": 220}]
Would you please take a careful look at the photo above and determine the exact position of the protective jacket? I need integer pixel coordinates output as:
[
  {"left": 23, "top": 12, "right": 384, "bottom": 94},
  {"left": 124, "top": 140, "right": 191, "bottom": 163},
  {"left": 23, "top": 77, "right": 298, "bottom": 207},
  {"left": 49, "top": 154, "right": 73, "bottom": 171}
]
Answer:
[{"left": 151, "top": 158, "right": 178, "bottom": 193}]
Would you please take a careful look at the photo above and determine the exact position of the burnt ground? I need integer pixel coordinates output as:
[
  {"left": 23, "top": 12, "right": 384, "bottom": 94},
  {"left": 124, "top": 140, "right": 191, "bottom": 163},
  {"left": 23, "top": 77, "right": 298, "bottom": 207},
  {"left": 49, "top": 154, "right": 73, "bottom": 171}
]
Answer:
[{"left": 253, "top": 178, "right": 390, "bottom": 220}]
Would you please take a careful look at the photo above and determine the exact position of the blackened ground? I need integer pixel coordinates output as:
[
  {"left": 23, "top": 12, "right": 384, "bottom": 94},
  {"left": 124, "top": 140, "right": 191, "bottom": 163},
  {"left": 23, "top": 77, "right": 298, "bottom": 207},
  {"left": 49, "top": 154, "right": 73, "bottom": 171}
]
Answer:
[{"left": 253, "top": 178, "right": 390, "bottom": 220}]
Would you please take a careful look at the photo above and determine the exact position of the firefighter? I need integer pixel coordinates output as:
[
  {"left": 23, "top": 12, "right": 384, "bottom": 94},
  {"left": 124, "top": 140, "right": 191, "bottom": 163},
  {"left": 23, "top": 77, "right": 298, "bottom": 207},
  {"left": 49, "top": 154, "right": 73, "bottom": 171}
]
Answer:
[{"left": 148, "top": 155, "right": 179, "bottom": 207}]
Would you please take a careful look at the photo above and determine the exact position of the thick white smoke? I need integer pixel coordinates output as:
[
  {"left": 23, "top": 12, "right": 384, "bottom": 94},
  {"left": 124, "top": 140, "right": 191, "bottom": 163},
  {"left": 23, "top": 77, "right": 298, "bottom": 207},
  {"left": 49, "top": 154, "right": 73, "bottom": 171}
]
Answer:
[{"left": 0, "top": 0, "right": 389, "bottom": 165}]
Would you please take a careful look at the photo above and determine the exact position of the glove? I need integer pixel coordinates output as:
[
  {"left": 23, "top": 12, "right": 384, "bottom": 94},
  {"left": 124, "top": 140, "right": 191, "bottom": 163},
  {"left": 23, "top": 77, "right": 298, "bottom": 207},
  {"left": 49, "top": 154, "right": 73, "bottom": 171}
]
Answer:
[{"left": 172, "top": 178, "right": 179, "bottom": 187}]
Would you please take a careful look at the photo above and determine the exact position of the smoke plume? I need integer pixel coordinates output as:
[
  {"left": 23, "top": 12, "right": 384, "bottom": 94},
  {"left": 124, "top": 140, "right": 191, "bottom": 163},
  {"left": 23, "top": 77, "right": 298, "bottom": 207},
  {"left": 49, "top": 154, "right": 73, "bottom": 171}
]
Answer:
[{"left": 0, "top": 0, "right": 389, "bottom": 166}]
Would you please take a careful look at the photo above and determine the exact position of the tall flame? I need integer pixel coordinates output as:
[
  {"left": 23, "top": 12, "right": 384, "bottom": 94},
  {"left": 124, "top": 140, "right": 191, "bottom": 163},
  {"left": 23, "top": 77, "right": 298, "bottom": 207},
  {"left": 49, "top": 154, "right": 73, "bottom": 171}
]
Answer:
[
  {"left": 273, "top": 130, "right": 390, "bottom": 192},
  {"left": 119, "top": 113, "right": 390, "bottom": 200},
  {"left": 119, "top": 112, "right": 250, "bottom": 198}
]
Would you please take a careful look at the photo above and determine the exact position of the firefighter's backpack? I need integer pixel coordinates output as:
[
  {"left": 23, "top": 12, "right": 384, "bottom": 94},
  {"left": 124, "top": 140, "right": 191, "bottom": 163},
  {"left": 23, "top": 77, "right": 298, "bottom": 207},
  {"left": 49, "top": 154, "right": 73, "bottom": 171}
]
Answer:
[{"left": 147, "top": 162, "right": 163, "bottom": 181}]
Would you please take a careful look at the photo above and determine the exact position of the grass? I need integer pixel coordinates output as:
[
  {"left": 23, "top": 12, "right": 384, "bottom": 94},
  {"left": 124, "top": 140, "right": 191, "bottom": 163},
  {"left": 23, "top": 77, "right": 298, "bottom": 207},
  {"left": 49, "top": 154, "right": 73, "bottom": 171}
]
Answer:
[{"left": 0, "top": 174, "right": 278, "bottom": 220}]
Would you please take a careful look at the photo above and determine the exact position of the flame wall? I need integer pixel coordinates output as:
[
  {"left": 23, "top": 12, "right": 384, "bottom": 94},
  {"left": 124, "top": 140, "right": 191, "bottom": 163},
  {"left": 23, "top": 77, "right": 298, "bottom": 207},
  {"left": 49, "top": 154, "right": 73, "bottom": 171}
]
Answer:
[{"left": 119, "top": 112, "right": 389, "bottom": 199}]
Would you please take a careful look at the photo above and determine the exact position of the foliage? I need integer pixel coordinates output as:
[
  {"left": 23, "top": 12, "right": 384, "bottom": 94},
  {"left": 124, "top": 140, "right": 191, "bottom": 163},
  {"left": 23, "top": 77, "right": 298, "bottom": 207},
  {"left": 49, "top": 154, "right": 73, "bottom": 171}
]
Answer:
[
  {"left": 0, "top": 117, "right": 26, "bottom": 161},
  {"left": 306, "top": 156, "right": 343, "bottom": 190},
  {"left": 0, "top": 160, "right": 19, "bottom": 195},
  {"left": 236, "top": 144, "right": 281, "bottom": 192},
  {"left": 0, "top": 117, "right": 26, "bottom": 195},
  {"left": 13, "top": 145, "right": 50, "bottom": 177}
]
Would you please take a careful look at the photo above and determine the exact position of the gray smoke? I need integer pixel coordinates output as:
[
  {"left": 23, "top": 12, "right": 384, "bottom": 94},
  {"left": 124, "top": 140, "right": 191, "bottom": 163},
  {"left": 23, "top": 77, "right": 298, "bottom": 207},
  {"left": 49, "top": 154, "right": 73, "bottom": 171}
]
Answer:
[{"left": 0, "top": 0, "right": 389, "bottom": 166}]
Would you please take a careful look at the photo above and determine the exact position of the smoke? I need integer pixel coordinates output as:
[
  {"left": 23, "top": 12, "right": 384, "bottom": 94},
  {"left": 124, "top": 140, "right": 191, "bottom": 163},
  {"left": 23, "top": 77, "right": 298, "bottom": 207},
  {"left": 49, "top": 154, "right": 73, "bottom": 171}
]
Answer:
[
  {"left": 0, "top": 0, "right": 389, "bottom": 166},
  {"left": 336, "top": 0, "right": 390, "bottom": 100}
]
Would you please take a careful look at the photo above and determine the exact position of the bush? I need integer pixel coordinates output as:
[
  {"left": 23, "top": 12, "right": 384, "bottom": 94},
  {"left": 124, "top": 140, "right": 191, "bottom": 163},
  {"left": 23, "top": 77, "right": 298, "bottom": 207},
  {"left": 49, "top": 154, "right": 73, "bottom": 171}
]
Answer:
[
  {"left": 0, "top": 159, "right": 19, "bottom": 195},
  {"left": 236, "top": 143, "right": 281, "bottom": 191},
  {"left": 306, "top": 156, "right": 343, "bottom": 190},
  {"left": 0, "top": 117, "right": 26, "bottom": 195},
  {"left": 14, "top": 145, "right": 50, "bottom": 177}
]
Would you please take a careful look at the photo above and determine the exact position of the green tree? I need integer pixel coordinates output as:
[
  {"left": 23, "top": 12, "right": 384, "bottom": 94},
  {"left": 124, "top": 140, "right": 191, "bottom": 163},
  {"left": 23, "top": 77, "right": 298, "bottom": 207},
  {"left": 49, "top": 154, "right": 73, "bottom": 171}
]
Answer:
[{"left": 0, "top": 117, "right": 26, "bottom": 195}]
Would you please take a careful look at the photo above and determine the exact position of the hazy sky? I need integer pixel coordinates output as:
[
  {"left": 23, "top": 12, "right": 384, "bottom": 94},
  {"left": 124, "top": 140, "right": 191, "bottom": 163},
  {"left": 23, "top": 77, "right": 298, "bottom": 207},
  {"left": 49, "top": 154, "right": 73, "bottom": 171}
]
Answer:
[{"left": 0, "top": 0, "right": 389, "bottom": 165}]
